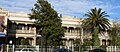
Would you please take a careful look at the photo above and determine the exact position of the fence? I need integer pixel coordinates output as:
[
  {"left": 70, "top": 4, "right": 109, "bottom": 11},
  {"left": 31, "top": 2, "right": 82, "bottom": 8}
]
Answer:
[
  {"left": 7, "top": 45, "right": 39, "bottom": 52},
  {"left": 107, "top": 46, "right": 120, "bottom": 52},
  {"left": 4, "top": 45, "right": 120, "bottom": 52}
]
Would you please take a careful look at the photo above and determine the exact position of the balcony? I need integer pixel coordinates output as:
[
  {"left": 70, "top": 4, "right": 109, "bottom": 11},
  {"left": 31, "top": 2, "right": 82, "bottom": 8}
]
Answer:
[
  {"left": 64, "top": 32, "right": 80, "bottom": 36},
  {"left": 16, "top": 30, "right": 35, "bottom": 34},
  {"left": 8, "top": 29, "right": 35, "bottom": 34},
  {"left": 63, "top": 32, "right": 80, "bottom": 39}
]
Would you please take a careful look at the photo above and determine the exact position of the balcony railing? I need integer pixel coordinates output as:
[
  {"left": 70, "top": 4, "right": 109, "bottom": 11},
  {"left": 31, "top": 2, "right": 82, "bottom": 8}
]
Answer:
[
  {"left": 7, "top": 29, "right": 35, "bottom": 34},
  {"left": 64, "top": 32, "right": 80, "bottom": 36},
  {"left": 16, "top": 30, "right": 35, "bottom": 34}
]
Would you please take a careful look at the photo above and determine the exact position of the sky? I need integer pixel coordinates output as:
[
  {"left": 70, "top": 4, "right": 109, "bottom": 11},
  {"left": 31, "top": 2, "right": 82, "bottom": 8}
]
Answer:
[{"left": 0, "top": 0, "right": 120, "bottom": 21}]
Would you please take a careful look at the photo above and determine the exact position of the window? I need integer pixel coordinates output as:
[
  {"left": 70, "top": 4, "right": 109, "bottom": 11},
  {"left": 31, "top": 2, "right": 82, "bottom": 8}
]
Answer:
[
  {"left": 27, "top": 26, "right": 30, "bottom": 30},
  {"left": 31, "top": 27, "right": 34, "bottom": 30},
  {"left": 71, "top": 28, "right": 74, "bottom": 33},
  {"left": 17, "top": 24, "right": 23, "bottom": 30},
  {"left": 26, "top": 24, "right": 32, "bottom": 30},
  {"left": 62, "top": 27, "right": 67, "bottom": 32},
  {"left": 68, "top": 28, "right": 70, "bottom": 32},
  {"left": 76, "top": 28, "right": 80, "bottom": 33},
  {"left": 102, "top": 40, "right": 106, "bottom": 45},
  {"left": 107, "top": 40, "right": 111, "bottom": 46}
]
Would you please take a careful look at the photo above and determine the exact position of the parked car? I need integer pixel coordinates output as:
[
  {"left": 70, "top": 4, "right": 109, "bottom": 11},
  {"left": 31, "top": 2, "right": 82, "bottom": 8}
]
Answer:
[
  {"left": 54, "top": 48, "right": 72, "bottom": 52},
  {"left": 89, "top": 49, "right": 106, "bottom": 52},
  {"left": 15, "top": 48, "right": 37, "bottom": 52}
]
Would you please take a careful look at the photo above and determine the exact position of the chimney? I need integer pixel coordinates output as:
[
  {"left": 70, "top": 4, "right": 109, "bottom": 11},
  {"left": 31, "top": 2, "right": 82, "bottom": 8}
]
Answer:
[
  {"left": 74, "top": 16, "right": 76, "bottom": 18},
  {"left": 60, "top": 14, "right": 62, "bottom": 17}
]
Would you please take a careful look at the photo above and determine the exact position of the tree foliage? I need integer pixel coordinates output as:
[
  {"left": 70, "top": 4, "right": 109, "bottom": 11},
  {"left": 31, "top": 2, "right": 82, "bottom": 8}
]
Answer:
[
  {"left": 82, "top": 8, "right": 110, "bottom": 46},
  {"left": 29, "top": 0, "right": 64, "bottom": 46},
  {"left": 82, "top": 8, "right": 110, "bottom": 33},
  {"left": 109, "top": 26, "right": 120, "bottom": 46},
  {"left": 21, "top": 39, "right": 30, "bottom": 45},
  {"left": 83, "top": 39, "right": 92, "bottom": 46}
]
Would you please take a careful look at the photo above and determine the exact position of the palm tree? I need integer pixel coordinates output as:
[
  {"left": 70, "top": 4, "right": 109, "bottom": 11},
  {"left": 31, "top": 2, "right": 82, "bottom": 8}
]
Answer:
[{"left": 82, "top": 8, "right": 111, "bottom": 46}]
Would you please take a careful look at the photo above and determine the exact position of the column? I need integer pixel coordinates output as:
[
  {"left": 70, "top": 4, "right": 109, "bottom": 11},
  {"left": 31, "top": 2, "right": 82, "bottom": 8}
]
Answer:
[
  {"left": 67, "top": 27, "right": 69, "bottom": 35},
  {"left": 22, "top": 25, "right": 24, "bottom": 30},
  {"left": 25, "top": 24, "right": 27, "bottom": 33},
  {"left": 70, "top": 28, "right": 72, "bottom": 35},
  {"left": 32, "top": 39, "right": 34, "bottom": 46},
  {"left": 67, "top": 38, "right": 69, "bottom": 49},
  {"left": 106, "top": 39, "right": 107, "bottom": 45},
  {"left": 67, "top": 27, "right": 69, "bottom": 33},
  {"left": 72, "top": 39, "right": 74, "bottom": 52},
  {"left": 72, "top": 27, "right": 74, "bottom": 33},
  {"left": 74, "top": 27, "right": 76, "bottom": 35},
  {"left": 69, "top": 40, "right": 71, "bottom": 47},
  {"left": 74, "top": 27, "right": 75, "bottom": 33},
  {"left": 4, "top": 16, "right": 8, "bottom": 34},
  {"left": 33, "top": 37, "right": 36, "bottom": 46},
  {"left": 33, "top": 27, "right": 36, "bottom": 34},
  {"left": 100, "top": 39, "right": 102, "bottom": 45},
  {"left": 22, "top": 25, "right": 24, "bottom": 33},
  {"left": 29, "top": 27, "right": 31, "bottom": 33},
  {"left": 34, "top": 27, "right": 36, "bottom": 46}
]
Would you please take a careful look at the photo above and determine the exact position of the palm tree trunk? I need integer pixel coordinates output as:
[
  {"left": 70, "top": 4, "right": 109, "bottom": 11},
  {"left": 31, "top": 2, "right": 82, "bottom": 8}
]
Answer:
[{"left": 92, "top": 26, "right": 100, "bottom": 46}]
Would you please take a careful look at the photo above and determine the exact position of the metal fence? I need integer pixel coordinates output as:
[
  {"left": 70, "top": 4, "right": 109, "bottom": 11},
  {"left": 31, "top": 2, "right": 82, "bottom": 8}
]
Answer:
[
  {"left": 5, "top": 45, "right": 120, "bottom": 52},
  {"left": 7, "top": 45, "right": 39, "bottom": 52}
]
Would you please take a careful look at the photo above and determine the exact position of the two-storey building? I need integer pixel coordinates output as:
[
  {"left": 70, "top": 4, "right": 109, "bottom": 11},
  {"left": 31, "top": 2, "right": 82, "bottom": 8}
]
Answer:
[
  {"left": 8, "top": 12, "right": 36, "bottom": 45},
  {"left": 0, "top": 8, "right": 112, "bottom": 47},
  {"left": 0, "top": 8, "right": 8, "bottom": 45}
]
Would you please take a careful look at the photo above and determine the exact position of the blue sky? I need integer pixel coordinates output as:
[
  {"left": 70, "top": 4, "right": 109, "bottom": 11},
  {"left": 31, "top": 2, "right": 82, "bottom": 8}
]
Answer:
[{"left": 0, "top": 0, "right": 120, "bottom": 21}]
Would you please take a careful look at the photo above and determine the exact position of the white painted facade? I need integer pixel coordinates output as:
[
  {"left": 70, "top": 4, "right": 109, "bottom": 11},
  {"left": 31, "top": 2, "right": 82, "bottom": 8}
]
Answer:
[{"left": 0, "top": 8, "right": 112, "bottom": 46}]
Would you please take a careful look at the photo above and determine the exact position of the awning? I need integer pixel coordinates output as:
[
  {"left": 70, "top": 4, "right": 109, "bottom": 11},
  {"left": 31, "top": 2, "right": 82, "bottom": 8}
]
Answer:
[{"left": 0, "top": 33, "right": 6, "bottom": 36}]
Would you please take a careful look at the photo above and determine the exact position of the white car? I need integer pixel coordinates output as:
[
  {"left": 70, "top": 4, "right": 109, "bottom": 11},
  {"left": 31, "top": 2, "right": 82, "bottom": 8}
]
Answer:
[{"left": 15, "top": 48, "right": 37, "bottom": 52}]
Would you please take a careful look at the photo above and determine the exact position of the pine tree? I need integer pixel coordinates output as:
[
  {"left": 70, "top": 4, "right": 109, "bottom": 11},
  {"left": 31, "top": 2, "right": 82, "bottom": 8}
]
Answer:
[{"left": 29, "top": 0, "right": 64, "bottom": 47}]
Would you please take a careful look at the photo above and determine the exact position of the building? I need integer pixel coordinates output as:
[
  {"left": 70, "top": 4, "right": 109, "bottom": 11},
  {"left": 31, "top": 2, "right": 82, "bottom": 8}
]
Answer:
[
  {"left": 0, "top": 8, "right": 8, "bottom": 45},
  {"left": 8, "top": 12, "right": 36, "bottom": 45},
  {"left": 0, "top": 8, "right": 83, "bottom": 46},
  {"left": 0, "top": 8, "right": 112, "bottom": 46},
  {"left": 0, "top": 8, "right": 36, "bottom": 46},
  {"left": 61, "top": 16, "right": 82, "bottom": 48}
]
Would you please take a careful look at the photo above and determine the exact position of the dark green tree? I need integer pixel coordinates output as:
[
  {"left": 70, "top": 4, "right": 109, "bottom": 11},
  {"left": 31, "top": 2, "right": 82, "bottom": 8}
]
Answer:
[
  {"left": 29, "top": 0, "right": 64, "bottom": 47},
  {"left": 83, "top": 39, "right": 92, "bottom": 46},
  {"left": 82, "top": 8, "right": 110, "bottom": 46},
  {"left": 36, "top": 37, "right": 41, "bottom": 45},
  {"left": 109, "top": 24, "right": 120, "bottom": 46},
  {"left": 21, "top": 39, "right": 30, "bottom": 45}
]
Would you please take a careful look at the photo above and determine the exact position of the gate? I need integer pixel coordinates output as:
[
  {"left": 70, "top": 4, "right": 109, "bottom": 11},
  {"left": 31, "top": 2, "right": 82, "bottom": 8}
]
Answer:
[{"left": 7, "top": 45, "right": 14, "bottom": 52}]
